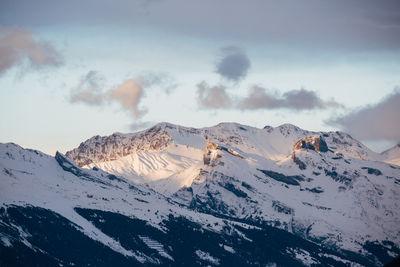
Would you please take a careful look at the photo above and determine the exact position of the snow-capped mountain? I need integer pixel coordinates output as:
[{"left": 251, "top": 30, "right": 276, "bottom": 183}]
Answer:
[
  {"left": 1, "top": 122, "right": 400, "bottom": 266},
  {"left": 66, "top": 122, "right": 385, "bottom": 193}
]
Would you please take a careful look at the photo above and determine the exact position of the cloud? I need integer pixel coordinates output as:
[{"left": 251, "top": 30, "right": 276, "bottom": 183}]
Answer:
[
  {"left": 197, "top": 81, "right": 233, "bottom": 109},
  {"left": 69, "top": 71, "right": 159, "bottom": 119},
  {"left": 139, "top": 72, "right": 178, "bottom": 94},
  {"left": 239, "top": 87, "right": 342, "bottom": 110},
  {"left": 109, "top": 78, "right": 147, "bottom": 118},
  {"left": 196, "top": 82, "right": 343, "bottom": 111},
  {"left": 70, "top": 71, "right": 105, "bottom": 105},
  {"left": 0, "top": 27, "right": 62, "bottom": 75},
  {"left": 238, "top": 86, "right": 282, "bottom": 109},
  {"left": 215, "top": 46, "right": 251, "bottom": 82},
  {"left": 327, "top": 89, "right": 400, "bottom": 142}
]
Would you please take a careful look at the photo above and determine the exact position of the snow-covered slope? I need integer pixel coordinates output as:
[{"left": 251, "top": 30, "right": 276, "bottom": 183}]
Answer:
[
  {"left": 64, "top": 122, "right": 400, "bottom": 257},
  {"left": 2, "top": 142, "right": 389, "bottom": 266},
  {"left": 2, "top": 122, "right": 400, "bottom": 266},
  {"left": 178, "top": 139, "right": 400, "bottom": 251},
  {"left": 0, "top": 143, "right": 270, "bottom": 265},
  {"left": 84, "top": 143, "right": 204, "bottom": 195},
  {"left": 382, "top": 143, "right": 400, "bottom": 166}
]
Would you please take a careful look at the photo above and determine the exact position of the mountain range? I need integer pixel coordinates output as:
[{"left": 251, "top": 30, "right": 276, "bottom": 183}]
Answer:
[{"left": 1, "top": 122, "right": 400, "bottom": 266}]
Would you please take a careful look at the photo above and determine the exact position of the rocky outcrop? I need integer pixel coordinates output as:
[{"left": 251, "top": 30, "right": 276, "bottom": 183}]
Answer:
[
  {"left": 66, "top": 125, "right": 172, "bottom": 167},
  {"left": 291, "top": 152, "right": 307, "bottom": 170},
  {"left": 206, "top": 140, "right": 221, "bottom": 150},
  {"left": 203, "top": 140, "right": 244, "bottom": 166},
  {"left": 293, "top": 135, "right": 328, "bottom": 152},
  {"left": 361, "top": 167, "right": 382, "bottom": 176},
  {"left": 203, "top": 140, "right": 221, "bottom": 166},
  {"left": 257, "top": 169, "right": 304, "bottom": 186},
  {"left": 334, "top": 151, "right": 343, "bottom": 157}
]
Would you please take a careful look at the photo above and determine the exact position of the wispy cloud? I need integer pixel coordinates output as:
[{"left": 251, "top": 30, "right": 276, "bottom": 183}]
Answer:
[
  {"left": 327, "top": 89, "right": 400, "bottom": 142},
  {"left": 70, "top": 71, "right": 105, "bottom": 105},
  {"left": 69, "top": 71, "right": 174, "bottom": 119},
  {"left": 0, "top": 27, "right": 62, "bottom": 75},
  {"left": 197, "top": 81, "right": 233, "bottom": 109},
  {"left": 215, "top": 46, "right": 251, "bottom": 82},
  {"left": 108, "top": 78, "right": 148, "bottom": 118},
  {"left": 139, "top": 72, "right": 178, "bottom": 94}
]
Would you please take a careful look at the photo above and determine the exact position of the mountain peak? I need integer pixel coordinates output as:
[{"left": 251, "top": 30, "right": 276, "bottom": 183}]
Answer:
[{"left": 277, "top": 123, "right": 302, "bottom": 130}]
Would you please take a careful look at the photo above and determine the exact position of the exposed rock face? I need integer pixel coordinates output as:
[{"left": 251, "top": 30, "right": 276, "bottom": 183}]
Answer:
[
  {"left": 291, "top": 152, "right": 307, "bottom": 170},
  {"left": 257, "top": 169, "right": 304, "bottom": 186},
  {"left": 203, "top": 140, "right": 244, "bottom": 166},
  {"left": 291, "top": 135, "right": 328, "bottom": 169},
  {"left": 206, "top": 140, "right": 221, "bottom": 150},
  {"left": 293, "top": 135, "right": 328, "bottom": 152},
  {"left": 334, "top": 151, "right": 343, "bottom": 157},
  {"left": 361, "top": 167, "right": 382, "bottom": 176},
  {"left": 203, "top": 140, "right": 220, "bottom": 166},
  {"left": 66, "top": 125, "right": 172, "bottom": 167}
]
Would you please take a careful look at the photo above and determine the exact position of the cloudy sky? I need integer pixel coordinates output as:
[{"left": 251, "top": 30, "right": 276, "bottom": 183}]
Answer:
[{"left": 0, "top": 0, "right": 399, "bottom": 154}]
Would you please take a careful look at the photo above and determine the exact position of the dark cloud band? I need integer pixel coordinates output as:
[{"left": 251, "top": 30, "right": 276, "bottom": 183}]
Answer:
[
  {"left": 197, "top": 83, "right": 342, "bottom": 111},
  {"left": 239, "top": 87, "right": 342, "bottom": 110},
  {"left": 327, "top": 89, "right": 400, "bottom": 142},
  {"left": 2, "top": 1, "right": 400, "bottom": 51}
]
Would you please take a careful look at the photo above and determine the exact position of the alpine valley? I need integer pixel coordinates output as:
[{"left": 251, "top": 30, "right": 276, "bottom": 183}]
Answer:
[{"left": 1, "top": 122, "right": 400, "bottom": 266}]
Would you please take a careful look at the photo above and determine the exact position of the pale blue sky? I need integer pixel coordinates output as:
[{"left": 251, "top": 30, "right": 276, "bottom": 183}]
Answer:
[{"left": 1, "top": 0, "right": 399, "bottom": 154}]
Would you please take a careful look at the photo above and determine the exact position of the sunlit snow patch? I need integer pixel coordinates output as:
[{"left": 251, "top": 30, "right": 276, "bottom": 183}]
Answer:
[
  {"left": 223, "top": 244, "right": 235, "bottom": 253},
  {"left": 138, "top": 235, "right": 174, "bottom": 261},
  {"left": 286, "top": 247, "right": 319, "bottom": 266},
  {"left": 0, "top": 235, "right": 12, "bottom": 247},
  {"left": 318, "top": 253, "right": 362, "bottom": 266},
  {"left": 195, "top": 249, "right": 220, "bottom": 265}
]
